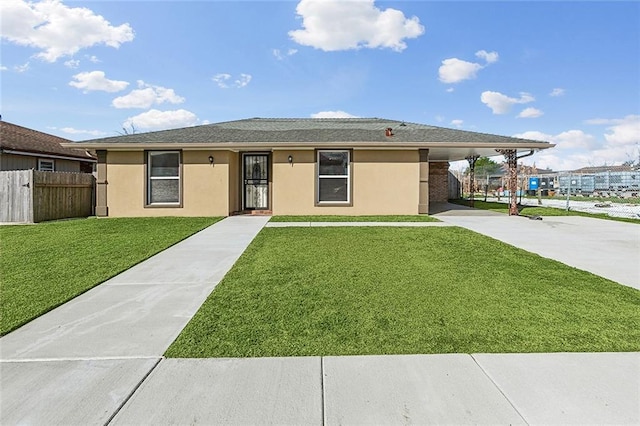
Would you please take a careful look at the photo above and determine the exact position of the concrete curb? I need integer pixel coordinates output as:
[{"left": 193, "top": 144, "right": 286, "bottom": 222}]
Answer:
[{"left": 266, "top": 221, "right": 454, "bottom": 227}]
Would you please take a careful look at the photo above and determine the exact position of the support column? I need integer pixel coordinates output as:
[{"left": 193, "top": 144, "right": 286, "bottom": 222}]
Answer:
[
  {"left": 497, "top": 149, "right": 518, "bottom": 215},
  {"left": 465, "top": 155, "right": 479, "bottom": 207},
  {"left": 418, "top": 149, "right": 429, "bottom": 214},
  {"left": 95, "top": 150, "right": 108, "bottom": 217}
]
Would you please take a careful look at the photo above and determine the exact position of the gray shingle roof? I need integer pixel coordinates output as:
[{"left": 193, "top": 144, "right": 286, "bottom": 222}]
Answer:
[{"left": 73, "top": 118, "right": 552, "bottom": 146}]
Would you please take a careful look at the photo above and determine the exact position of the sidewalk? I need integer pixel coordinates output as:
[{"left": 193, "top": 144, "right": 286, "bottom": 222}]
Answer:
[
  {"left": 2, "top": 214, "right": 639, "bottom": 425},
  {"left": 1, "top": 215, "right": 270, "bottom": 424}
]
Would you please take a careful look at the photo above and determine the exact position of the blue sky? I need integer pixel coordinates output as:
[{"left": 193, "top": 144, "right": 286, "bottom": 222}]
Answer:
[{"left": 1, "top": 0, "right": 639, "bottom": 171}]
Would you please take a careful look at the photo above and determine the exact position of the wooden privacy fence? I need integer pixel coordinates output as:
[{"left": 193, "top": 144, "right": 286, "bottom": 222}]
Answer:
[{"left": 0, "top": 170, "right": 95, "bottom": 223}]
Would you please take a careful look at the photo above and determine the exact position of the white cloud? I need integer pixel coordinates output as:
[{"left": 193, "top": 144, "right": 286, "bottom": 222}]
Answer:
[
  {"left": 513, "top": 129, "right": 606, "bottom": 170},
  {"left": 0, "top": 65, "right": 7, "bottom": 71},
  {"left": 86, "top": 55, "right": 100, "bottom": 63},
  {"left": 273, "top": 48, "right": 298, "bottom": 60},
  {"left": 480, "top": 91, "right": 535, "bottom": 114},
  {"left": 604, "top": 115, "right": 640, "bottom": 146},
  {"left": 235, "top": 73, "right": 252, "bottom": 88},
  {"left": 587, "top": 115, "right": 640, "bottom": 146},
  {"left": 450, "top": 119, "right": 463, "bottom": 128},
  {"left": 550, "top": 88, "right": 565, "bottom": 97},
  {"left": 438, "top": 58, "right": 483, "bottom": 84},
  {"left": 112, "top": 81, "right": 185, "bottom": 109},
  {"left": 446, "top": 87, "right": 454, "bottom": 93},
  {"left": 212, "top": 73, "right": 231, "bottom": 88},
  {"left": 0, "top": 0, "right": 134, "bottom": 62},
  {"left": 517, "top": 107, "right": 544, "bottom": 118},
  {"left": 513, "top": 130, "right": 595, "bottom": 150},
  {"left": 438, "top": 50, "right": 498, "bottom": 84},
  {"left": 64, "top": 59, "right": 79, "bottom": 68},
  {"left": 123, "top": 109, "right": 199, "bottom": 131},
  {"left": 69, "top": 70, "right": 129, "bottom": 93},
  {"left": 289, "top": 0, "right": 424, "bottom": 52},
  {"left": 58, "top": 127, "right": 107, "bottom": 136},
  {"left": 512, "top": 131, "right": 553, "bottom": 142},
  {"left": 515, "top": 116, "right": 640, "bottom": 171},
  {"left": 475, "top": 50, "right": 499, "bottom": 64},
  {"left": 311, "top": 110, "right": 359, "bottom": 118},
  {"left": 212, "top": 73, "right": 252, "bottom": 89},
  {"left": 14, "top": 62, "right": 30, "bottom": 73}
]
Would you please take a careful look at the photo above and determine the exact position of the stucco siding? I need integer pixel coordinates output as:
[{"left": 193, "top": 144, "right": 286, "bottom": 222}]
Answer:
[
  {"left": 272, "top": 149, "right": 420, "bottom": 215},
  {"left": 106, "top": 150, "right": 230, "bottom": 217}
]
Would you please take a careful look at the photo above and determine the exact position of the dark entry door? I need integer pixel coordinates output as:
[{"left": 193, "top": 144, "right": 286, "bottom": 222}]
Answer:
[{"left": 243, "top": 154, "right": 269, "bottom": 210}]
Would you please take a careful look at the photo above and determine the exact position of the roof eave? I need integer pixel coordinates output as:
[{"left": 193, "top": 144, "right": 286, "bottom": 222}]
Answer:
[{"left": 62, "top": 141, "right": 554, "bottom": 151}]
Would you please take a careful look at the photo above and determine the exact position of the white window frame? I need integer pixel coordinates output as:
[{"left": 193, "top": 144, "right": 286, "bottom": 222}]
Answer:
[
  {"left": 147, "top": 151, "right": 181, "bottom": 206},
  {"left": 38, "top": 159, "right": 55, "bottom": 172},
  {"left": 317, "top": 150, "right": 351, "bottom": 204}
]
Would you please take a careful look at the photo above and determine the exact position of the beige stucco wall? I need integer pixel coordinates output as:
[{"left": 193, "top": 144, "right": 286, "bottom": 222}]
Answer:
[
  {"left": 104, "top": 148, "right": 426, "bottom": 217},
  {"left": 271, "top": 149, "right": 420, "bottom": 215},
  {"left": 106, "top": 150, "right": 230, "bottom": 217}
]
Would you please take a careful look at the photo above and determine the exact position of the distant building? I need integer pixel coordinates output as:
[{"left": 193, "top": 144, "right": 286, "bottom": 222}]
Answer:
[{"left": 0, "top": 121, "right": 96, "bottom": 173}]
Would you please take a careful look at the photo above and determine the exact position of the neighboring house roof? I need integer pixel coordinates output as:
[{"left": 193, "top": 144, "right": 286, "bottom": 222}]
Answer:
[
  {"left": 0, "top": 121, "right": 96, "bottom": 162},
  {"left": 572, "top": 165, "right": 638, "bottom": 174},
  {"left": 65, "top": 118, "right": 554, "bottom": 161}
]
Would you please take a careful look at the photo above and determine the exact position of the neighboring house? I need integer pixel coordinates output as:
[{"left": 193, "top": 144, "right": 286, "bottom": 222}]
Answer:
[
  {"left": 0, "top": 121, "right": 96, "bottom": 173},
  {"left": 65, "top": 118, "right": 554, "bottom": 217}
]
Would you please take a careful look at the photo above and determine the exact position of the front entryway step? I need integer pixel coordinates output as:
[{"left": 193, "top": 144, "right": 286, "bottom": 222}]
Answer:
[{"left": 232, "top": 210, "right": 272, "bottom": 216}]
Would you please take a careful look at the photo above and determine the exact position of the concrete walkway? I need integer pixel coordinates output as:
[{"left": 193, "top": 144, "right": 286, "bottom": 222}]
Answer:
[
  {"left": 2, "top": 213, "right": 639, "bottom": 425},
  {"left": 1, "top": 215, "right": 270, "bottom": 425}
]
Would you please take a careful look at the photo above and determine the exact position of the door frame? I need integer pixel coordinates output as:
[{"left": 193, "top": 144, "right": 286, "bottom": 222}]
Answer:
[{"left": 241, "top": 152, "right": 271, "bottom": 211}]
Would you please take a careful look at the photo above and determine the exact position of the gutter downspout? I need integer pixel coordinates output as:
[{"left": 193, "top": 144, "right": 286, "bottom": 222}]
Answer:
[{"left": 511, "top": 150, "right": 535, "bottom": 215}]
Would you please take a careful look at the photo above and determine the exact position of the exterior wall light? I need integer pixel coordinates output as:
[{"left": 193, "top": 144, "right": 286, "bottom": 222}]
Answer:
[
  {"left": 288, "top": 155, "right": 293, "bottom": 164},
  {"left": 208, "top": 155, "right": 214, "bottom": 165}
]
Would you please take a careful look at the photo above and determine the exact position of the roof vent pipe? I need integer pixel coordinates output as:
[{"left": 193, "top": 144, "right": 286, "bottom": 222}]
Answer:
[{"left": 385, "top": 127, "right": 394, "bottom": 137}]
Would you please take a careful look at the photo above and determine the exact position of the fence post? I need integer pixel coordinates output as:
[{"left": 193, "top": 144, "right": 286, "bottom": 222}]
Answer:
[{"left": 566, "top": 173, "right": 571, "bottom": 211}]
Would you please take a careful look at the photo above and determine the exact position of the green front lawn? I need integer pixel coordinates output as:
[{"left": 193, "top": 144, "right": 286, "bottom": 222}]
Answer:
[
  {"left": 0, "top": 217, "right": 220, "bottom": 335},
  {"left": 270, "top": 215, "right": 439, "bottom": 222},
  {"left": 166, "top": 227, "right": 640, "bottom": 357}
]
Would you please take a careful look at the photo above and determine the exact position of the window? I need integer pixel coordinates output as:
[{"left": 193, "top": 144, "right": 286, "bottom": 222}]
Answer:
[
  {"left": 38, "top": 159, "right": 55, "bottom": 171},
  {"left": 147, "top": 151, "right": 181, "bottom": 205},
  {"left": 317, "top": 150, "right": 350, "bottom": 204}
]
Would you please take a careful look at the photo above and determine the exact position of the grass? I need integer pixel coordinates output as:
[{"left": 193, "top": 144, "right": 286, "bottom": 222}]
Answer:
[
  {"left": 165, "top": 227, "right": 640, "bottom": 357},
  {"left": 528, "top": 195, "right": 640, "bottom": 205},
  {"left": 0, "top": 217, "right": 220, "bottom": 336},
  {"left": 270, "top": 215, "right": 439, "bottom": 222},
  {"left": 451, "top": 199, "right": 640, "bottom": 223}
]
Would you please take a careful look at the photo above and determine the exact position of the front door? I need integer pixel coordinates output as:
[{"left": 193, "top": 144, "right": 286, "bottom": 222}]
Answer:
[{"left": 243, "top": 154, "right": 269, "bottom": 210}]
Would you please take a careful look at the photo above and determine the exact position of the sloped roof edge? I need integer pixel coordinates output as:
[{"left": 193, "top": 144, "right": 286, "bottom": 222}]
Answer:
[
  {"left": 0, "top": 121, "right": 96, "bottom": 161},
  {"left": 65, "top": 117, "right": 555, "bottom": 149}
]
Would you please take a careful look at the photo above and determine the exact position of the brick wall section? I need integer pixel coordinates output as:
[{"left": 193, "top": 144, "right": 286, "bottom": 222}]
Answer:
[{"left": 429, "top": 162, "right": 450, "bottom": 202}]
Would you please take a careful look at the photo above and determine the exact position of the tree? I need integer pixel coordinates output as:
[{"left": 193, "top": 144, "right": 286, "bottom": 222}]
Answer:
[
  {"left": 116, "top": 123, "right": 137, "bottom": 136},
  {"left": 471, "top": 156, "right": 502, "bottom": 178}
]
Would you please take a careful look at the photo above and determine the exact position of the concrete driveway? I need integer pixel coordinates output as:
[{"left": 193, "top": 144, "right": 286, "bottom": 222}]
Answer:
[{"left": 433, "top": 203, "right": 640, "bottom": 290}]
